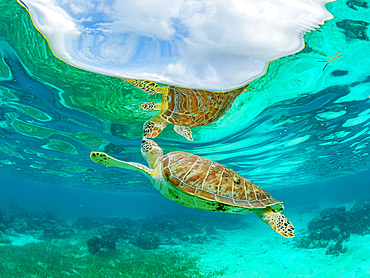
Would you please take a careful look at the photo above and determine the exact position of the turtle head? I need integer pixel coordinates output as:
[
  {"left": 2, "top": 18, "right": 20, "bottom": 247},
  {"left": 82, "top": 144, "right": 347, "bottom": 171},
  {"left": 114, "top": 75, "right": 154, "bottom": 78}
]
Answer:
[
  {"left": 143, "top": 115, "right": 168, "bottom": 138},
  {"left": 141, "top": 138, "right": 163, "bottom": 169}
]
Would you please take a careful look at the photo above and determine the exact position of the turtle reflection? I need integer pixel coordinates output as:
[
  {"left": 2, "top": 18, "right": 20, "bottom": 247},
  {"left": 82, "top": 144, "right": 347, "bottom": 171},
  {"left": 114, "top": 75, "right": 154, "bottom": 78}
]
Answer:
[{"left": 122, "top": 78, "right": 249, "bottom": 141}]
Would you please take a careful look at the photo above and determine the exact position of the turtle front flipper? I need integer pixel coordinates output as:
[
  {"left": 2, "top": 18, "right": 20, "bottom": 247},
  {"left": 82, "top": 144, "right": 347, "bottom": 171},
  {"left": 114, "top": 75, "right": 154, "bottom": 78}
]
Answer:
[
  {"left": 143, "top": 114, "right": 168, "bottom": 138},
  {"left": 140, "top": 102, "right": 162, "bottom": 111},
  {"left": 121, "top": 78, "right": 167, "bottom": 95},
  {"left": 90, "top": 152, "right": 154, "bottom": 178},
  {"left": 174, "top": 125, "right": 193, "bottom": 141},
  {"left": 253, "top": 207, "right": 295, "bottom": 238}
]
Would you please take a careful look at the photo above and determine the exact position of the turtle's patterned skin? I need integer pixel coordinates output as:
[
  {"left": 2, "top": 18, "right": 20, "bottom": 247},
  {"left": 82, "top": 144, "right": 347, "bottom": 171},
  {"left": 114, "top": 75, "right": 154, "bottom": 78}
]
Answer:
[
  {"left": 90, "top": 139, "right": 295, "bottom": 238},
  {"left": 122, "top": 78, "right": 249, "bottom": 141}
]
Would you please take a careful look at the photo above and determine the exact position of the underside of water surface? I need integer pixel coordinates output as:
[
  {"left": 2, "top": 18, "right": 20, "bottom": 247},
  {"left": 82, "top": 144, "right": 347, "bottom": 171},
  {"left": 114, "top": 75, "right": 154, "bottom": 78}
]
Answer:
[
  {"left": 17, "top": 0, "right": 333, "bottom": 90},
  {"left": 1, "top": 0, "right": 369, "bottom": 194}
]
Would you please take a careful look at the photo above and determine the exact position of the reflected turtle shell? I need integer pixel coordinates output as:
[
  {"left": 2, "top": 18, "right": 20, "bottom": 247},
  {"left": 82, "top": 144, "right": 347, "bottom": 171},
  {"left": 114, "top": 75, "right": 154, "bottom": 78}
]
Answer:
[{"left": 162, "top": 85, "right": 247, "bottom": 127}]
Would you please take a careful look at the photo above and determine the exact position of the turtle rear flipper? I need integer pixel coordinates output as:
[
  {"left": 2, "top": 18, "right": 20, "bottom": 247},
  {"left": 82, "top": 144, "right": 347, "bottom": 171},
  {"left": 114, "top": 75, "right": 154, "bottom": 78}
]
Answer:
[
  {"left": 254, "top": 207, "right": 295, "bottom": 238},
  {"left": 90, "top": 152, "right": 154, "bottom": 178}
]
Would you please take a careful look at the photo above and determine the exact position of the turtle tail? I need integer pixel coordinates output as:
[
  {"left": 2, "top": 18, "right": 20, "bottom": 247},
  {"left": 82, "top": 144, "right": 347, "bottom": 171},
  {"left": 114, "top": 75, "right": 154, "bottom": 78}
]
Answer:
[{"left": 254, "top": 207, "right": 295, "bottom": 238}]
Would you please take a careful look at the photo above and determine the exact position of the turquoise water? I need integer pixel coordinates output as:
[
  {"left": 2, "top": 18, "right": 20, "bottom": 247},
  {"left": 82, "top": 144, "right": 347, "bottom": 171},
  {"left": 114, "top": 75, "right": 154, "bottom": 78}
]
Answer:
[{"left": 1, "top": 0, "right": 370, "bottom": 277}]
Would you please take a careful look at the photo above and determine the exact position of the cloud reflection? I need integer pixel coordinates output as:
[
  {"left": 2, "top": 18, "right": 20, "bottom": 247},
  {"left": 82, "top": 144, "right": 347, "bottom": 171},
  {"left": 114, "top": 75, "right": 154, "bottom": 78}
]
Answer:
[{"left": 20, "top": 0, "right": 333, "bottom": 89}]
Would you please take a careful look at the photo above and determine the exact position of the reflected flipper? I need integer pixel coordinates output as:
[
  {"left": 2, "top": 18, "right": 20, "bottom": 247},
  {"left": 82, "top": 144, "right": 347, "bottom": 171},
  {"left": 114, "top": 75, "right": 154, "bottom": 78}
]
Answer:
[
  {"left": 121, "top": 78, "right": 167, "bottom": 95},
  {"left": 143, "top": 114, "right": 168, "bottom": 138},
  {"left": 174, "top": 125, "right": 193, "bottom": 141},
  {"left": 140, "top": 102, "right": 162, "bottom": 111}
]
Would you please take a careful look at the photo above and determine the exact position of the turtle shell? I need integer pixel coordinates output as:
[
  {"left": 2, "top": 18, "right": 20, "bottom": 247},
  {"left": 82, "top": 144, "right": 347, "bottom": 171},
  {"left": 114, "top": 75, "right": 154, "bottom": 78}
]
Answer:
[
  {"left": 161, "top": 85, "right": 246, "bottom": 127},
  {"left": 161, "top": 151, "right": 280, "bottom": 209}
]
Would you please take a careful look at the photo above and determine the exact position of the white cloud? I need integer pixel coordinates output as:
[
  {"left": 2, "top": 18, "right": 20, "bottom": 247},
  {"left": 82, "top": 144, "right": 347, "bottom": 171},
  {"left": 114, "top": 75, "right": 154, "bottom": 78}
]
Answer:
[{"left": 20, "top": 0, "right": 334, "bottom": 89}]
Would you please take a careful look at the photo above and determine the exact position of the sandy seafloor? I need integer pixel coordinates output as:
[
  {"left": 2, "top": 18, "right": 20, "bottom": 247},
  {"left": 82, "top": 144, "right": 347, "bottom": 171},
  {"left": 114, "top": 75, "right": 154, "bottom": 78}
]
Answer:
[
  {"left": 176, "top": 203, "right": 369, "bottom": 278},
  {"left": 203, "top": 233, "right": 370, "bottom": 278},
  {"left": 4, "top": 209, "right": 369, "bottom": 278}
]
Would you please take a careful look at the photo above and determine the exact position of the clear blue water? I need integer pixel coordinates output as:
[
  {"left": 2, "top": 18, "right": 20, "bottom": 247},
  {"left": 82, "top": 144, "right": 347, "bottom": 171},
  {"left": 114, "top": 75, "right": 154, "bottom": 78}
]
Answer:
[{"left": 1, "top": 0, "right": 370, "bottom": 277}]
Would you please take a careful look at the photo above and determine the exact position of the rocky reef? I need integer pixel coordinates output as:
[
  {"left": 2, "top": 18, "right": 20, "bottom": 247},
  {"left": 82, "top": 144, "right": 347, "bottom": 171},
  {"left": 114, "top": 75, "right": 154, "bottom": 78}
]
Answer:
[
  {"left": 296, "top": 201, "right": 370, "bottom": 256},
  {"left": 74, "top": 212, "right": 244, "bottom": 252},
  {"left": 0, "top": 204, "right": 75, "bottom": 241},
  {"left": 0, "top": 204, "right": 230, "bottom": 277},
  {"left": 87, "top": 235, "right": 116, "bottom": 254},
  {"left": 0, "top": 203, "right": 245, "bottom": 253}
]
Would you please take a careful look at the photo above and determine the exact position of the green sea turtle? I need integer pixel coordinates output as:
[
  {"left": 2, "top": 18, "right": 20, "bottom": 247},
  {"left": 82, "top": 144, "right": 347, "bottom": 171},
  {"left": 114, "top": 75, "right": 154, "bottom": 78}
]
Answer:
[
  {"left": 90, "top": 139, "right": 294, "bottom": 238},
  {"left": 122, "top": 78, "right": 249, "bottom": 141}
]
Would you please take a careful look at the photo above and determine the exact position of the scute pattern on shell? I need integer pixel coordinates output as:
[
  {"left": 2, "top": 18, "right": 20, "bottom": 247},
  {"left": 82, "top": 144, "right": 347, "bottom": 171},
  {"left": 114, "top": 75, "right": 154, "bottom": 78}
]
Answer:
[
  {"left": 162, "top": 85, "right": 246, "bottom": 127},
  {"left": 162, "top": 151, "right": 281, "bottom": 209}
]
